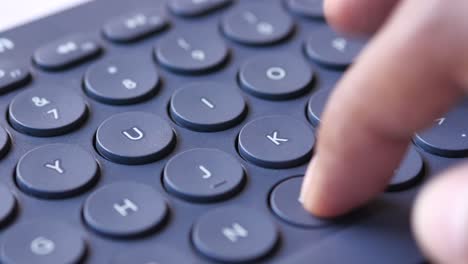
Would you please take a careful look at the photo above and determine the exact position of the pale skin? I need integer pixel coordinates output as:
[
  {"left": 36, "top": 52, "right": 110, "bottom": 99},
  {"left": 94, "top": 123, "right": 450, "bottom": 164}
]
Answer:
[{"left": 299, "top": 0, "right": 468, "bottom": 263}]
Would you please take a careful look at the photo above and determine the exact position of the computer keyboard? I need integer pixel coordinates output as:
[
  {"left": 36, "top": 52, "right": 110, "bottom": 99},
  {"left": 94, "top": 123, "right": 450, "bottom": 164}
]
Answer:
[{"left": 0, "top": 0, "right": 456, "bottom": 263}]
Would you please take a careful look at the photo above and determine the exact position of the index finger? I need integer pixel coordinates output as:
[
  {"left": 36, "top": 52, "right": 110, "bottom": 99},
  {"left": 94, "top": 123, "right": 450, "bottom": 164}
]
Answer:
[{"left": 301, "top": 0, "right": 468, "bottom": 217}]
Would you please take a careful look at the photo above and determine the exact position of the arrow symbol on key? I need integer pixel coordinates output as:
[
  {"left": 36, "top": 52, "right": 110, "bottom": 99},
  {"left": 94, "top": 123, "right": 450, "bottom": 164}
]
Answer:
[
  {"left": 266, "top": 131, "right": 289, "bottom": 146},
  {"left": 199, "top": 165, "right": 212, "bottom": 179}
]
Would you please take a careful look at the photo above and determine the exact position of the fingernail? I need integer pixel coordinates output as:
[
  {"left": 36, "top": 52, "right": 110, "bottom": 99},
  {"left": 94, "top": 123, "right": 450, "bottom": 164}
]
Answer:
[{"left": 300, "top": 157, "right": 318, "bottom": 208}]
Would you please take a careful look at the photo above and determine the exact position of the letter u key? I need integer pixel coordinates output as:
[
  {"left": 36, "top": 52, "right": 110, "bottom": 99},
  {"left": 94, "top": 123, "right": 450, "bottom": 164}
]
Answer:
[{"left": 122, "top": 127, "right": 144, "bottom": 141}]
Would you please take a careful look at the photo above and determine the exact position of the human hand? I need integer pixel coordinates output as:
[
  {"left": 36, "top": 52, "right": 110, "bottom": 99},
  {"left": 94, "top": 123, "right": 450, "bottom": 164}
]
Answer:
[{"left": 300, "top": 0, "right": 468, "bottom": 263}]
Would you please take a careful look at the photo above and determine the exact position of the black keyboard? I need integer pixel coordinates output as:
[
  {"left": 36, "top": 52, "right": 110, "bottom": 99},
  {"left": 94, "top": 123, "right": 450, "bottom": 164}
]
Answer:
[{"left": 1, "top": 0, "right": 458, "bottom": 263}]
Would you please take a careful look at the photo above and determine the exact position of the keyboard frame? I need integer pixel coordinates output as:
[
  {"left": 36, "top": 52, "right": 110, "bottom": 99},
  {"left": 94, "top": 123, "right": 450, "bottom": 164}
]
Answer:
[{"left": 0, "top": 0, "right": 449, "bottom": 263}]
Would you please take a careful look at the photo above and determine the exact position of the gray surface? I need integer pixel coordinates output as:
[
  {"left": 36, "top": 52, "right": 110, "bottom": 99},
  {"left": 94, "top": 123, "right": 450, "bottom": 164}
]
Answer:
[{"left": 0, "top": 0, "right": 429, "bottom": 263}]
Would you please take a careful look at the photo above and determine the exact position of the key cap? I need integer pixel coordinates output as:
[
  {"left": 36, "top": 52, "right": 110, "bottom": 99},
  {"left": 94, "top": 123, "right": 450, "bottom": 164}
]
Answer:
[
  {"left": 307, "top": 88, "right": 333, "bottom": 126},
  {"left": 170, "top": 82, "right": 247, "bottom": 131},
  {"left": 168, "top": 0, "right": 232, "bottom": 17},
  {"left": 164, "top": 148, "right": 245, "bottom": 202},
  {"left": 83, "top": 182, "right": 168, "bottom": 237},
  {"left": 84, "top": 55, "right": 160, "bottom": 105},
  {"left": 270, "top": 177, "right": 332, "bottom": 228},
  {"left": 221, "top": 3, "right": 294, "bottom": 45},
  {"left": 95, "top": 112, "right": 175, "bottom": 164},
  {"left": 0, "top": 184, "right": 16, "bottom": 227},
  {"left": 33, "top": 34, "right": 101, "bottom": 71},
  {"left": 285, "top": 0, "right": 324, "bottom": 19},
  {"left": 388, "top": 147, "right": 424, "bottom": 192},
  {"left": 0, "top": 221, "right": 86, "bottom": 264},
  {"left": 192, "top": 206, "right": 279, "bottom": 263},
  {"left": 415, "top": 103, "right": 468, "bottom": 157},
  {"left": 305, "top": 26, "right": 365, "bottom": 69},
  {"left": 16, "top": 144, "right": 99, "bottom": 199},
  {"left": 103, "top": 10, "right": 168, "bottom": 43},
  {"left": 113, "top": 245, "right": 194, "bottom": 264},
  {"left": 155, "top": 31, "right": 229, "bottom": 73},
  {"left": 0, "top": 126, "right": 10, "bottom": 159},
  {"left": 9, "top": 88, "right": 88, "bottom": 137},
  {"left": 0, "top": 63, "right": 31, "bottom": 94},
  {"left": 238, "top": 115, "right": 315, "bottom": 169},
  {"left": 239, "top": 53, "right": 314, "bottom": 100}
]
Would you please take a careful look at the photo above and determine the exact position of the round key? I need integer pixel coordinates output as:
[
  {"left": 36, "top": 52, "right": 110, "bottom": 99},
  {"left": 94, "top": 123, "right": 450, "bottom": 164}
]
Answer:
[
  {"left": 96, "top": 112, "right": 175, "bottom": 164},
  {"left": 9, "top": 88, "right": 87, "bottom": 137},
  {"left": 305, "top": 26, "right": 366, "bottom": 68},
  {"left": 16, "top": 144, "right": 99, "bottom": 199},
  {"left": 285, "top": 0, "right": 324, "bottom": 18},
  {"left": 164, "top": 148, "right": 245, "bottom": 202},
  {"left": 222, "top": 3, "right": 294, "bottom": 45},
  {"left": 168, "top": 0, "right": 232, "bottom": 17},
  {"left": 307, "top": 88, "right": 333, "bottom": 126},
  {"left": 113, "top": 245, "right": 193, "bottom": 264},
  {"left": 170, "top": 82, "right": 247, "bottom": 131},
  {"left": 0, "top": 126, "right": 10, "bottom": 159},
  {"left": 221, "top": 3, "right": 294, "bottom": 45},
  {"left": 270, "top": 177, "right": 331, "bottom": 228},
  {"left": 0, "top": 63, "right": 31, "bottom": 95},
  {"left": 83, "top": 182, "right": 168, "bottom": 237},
  {"left": 0, "top": 184, "right": 16, "bottom": 227},
  {"left": 388, "top": 147, "right": 424, "bottom": 192},
  {"left": 103, "top": 10, "right": 168, "bottom": 43},
  {"left": 84, "top": 56, "right": 159, "bottom": 105},
  {"left": 238, "top": 116, "right": 315, "bottom": 169},
  {"left": 192, "top": 206, "right": 279, "bottom": 263},
  {"left": 155, "top": 31, "right": 229, "bottom": 73},
  {"left": 1, "top": 221, "right": 86, "bottom": 264},
  {"left": 415, "top": 103, "right": 468, "bottom": 157},
  {"left": 239, "top": 53, "right": 314, "bottom": 100}
]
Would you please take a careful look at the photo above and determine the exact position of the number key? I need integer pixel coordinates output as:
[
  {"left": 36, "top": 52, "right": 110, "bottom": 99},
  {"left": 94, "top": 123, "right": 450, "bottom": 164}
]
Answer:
[
  {"left": 305, "top": 26, "right": 366, "bottom": 69},
  {"left": 103, "top": 10, "right": 168, "bottom": 43},
  {"left": 84, "top": 55, "right": 159, "bottom": 105},
  {"left": 222, "top": 3, "right": 294, "bottom": 45},
  {"left": 33, "top": 34, "right": 101, "bottom": 71},
  {"left": 155, "top": 31, "right": 229, "bottom": 73},
  {"left": 415, "top": 102, "right": 468, "bottom": 157},
  {"left": 168, "top": 0, "right": 232, "bottom": 17},
  {"left": 0, "top": 63, "right": 31, "bottom": 95},
  {"left": 9, "top": 88, "right": 88, "bottom": 137}
]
